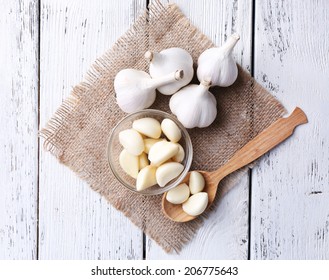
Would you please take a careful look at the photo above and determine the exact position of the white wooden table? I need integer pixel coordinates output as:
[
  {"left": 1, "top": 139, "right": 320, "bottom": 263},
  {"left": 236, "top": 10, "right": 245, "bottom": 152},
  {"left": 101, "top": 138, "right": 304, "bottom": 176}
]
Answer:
[{"left": 1, "top": 0, "right": 328, "bottom": 260}]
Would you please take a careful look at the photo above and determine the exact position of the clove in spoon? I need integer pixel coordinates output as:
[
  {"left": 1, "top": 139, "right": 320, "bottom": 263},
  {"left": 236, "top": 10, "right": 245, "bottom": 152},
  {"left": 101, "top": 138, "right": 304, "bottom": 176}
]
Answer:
[{"left": 162, "top": 107, "right": 308, "bottom": 222}]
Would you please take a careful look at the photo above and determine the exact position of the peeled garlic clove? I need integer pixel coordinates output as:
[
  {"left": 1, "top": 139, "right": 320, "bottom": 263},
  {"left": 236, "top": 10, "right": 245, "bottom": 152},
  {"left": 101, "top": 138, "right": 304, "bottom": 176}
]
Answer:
[
  {"left": 136, "top": 165, "right": 157, "bottom": 191},
  {"left": 166, "top": 183, "right": 190, "bottom": 204},
  {"left": 148, "top": 141, "right": 179, "bottom": 166},
  {"left": 189, "top": 171, "right": 205, "bottom": 194},
  {"left": 132, "top": 118, "right": 161, "bottom": 139},
  {"left": 139, "top": 152, "right": 149, "bottom": 170},
  {"left": 119, "top": 129, "right": 144, "bottom": 156},
  {"left": 182, "top": 192, "right": 208, "bottom": 216},
  {"left": 143, "top": 138, "right": 165, "bottom": 154},
  {"left": 197, "top": 33, "right": 240, "bottom": 87},
  {"left": 161, "top": 118, "right": 181, "bottom": 142},
  {"left": 119, "top": 149, "right": 139, "bottom": 179},
  {"left": 156, "top": 162, "right": 184, "bottom": 187},
  {"left": 169, "top": 81, "right": 217, "bottom": 128},
  {"left": 145, "top": 48, "right": 194, "bottom": 95},
  {"left": 172, "top": 143, "right": 185, "bottom": 163}
]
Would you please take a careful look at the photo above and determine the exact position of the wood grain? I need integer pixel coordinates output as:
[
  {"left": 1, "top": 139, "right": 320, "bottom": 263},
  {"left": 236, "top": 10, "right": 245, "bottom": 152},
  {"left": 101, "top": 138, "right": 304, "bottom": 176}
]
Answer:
[
  {"left": 251, "top": 0, "right": 329, "bottom": 259},
  {"left": 0, "top": 0, "right": 39, "bottom": 259},
  {"left": 147, "top": 0, "right": 252, "bottom": 259},
  {"left": 38, "top": 0, "right": 145, "bottom": 259}
]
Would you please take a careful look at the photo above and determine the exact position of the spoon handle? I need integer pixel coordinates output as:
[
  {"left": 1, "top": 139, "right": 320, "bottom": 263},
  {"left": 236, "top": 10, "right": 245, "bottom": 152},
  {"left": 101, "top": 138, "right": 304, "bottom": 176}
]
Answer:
[{"left": 212, "top": 107, "right": 308, "bottom": 183}]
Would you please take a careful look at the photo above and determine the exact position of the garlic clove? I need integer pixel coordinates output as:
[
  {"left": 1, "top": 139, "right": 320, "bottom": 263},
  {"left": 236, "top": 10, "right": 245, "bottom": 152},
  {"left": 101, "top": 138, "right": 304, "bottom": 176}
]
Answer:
[
  {"left": 136, "top": 165, "right": 157, "bottom": 191},
  {"left": 172, "top": 143, "right": 185, "bottom": 163},
  {"left": 169, "top": 81, "right": 217, "bottom": 128},
  {"left": 166, "top": 183, "right": 190, "bottom": 204},
  {"left": 145, "top": 48, "right": 194, "bottom": 95},
  {"left": 161, "top": 118, "right": 182, "bottom": 142},
  {"left": 119, "top": 149, "right": 139, "bottom": 179},
  {"left": 119, "top": 129, "right": 144, "bottom": 156},
  {"left": 197, "top": 33, "right": 240, "bottom": 87},
  {"left": 155, "top": 162, "right": 184, "bottom": 187},
  {"left": 182, "top": 192, "right": 209, "bottom": 216},
  {"left": 139, "top": 152, "right": 149, "bottom": 170},
  {"left": 148, "top": 141, "right": 179, "bottom": 166},
  {"left": 143, "top": 138, "right": 165, "bottom": 154},
  {"left": 189, "top": 171, "right": 205, "bottom": 194},
  {"left": 132, "top": 117, "right": 161, "bottom": 139}
]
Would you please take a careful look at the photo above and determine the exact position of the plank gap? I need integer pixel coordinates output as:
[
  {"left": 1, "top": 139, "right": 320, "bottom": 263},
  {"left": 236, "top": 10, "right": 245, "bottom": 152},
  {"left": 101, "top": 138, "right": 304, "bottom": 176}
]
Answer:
[
  {"left": 248, "top": 0, "right": 256, "bottom": 260},
  {"left": 143, "top": 234, "right": 146, "bottom": 260},
  {"left": 36, "top": 0, "right": 41, "bottom": 260},
  {"left": 250, "top": 0, "right": 256, "bottom": 77},
  {"left": 247, "top": 168, "right": 252, "bottom": 260}
]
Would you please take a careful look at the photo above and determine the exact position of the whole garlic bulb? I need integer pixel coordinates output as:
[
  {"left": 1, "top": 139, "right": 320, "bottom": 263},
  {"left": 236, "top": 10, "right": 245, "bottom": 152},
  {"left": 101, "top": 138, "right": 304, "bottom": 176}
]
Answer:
[
  {"left": 169, "top": 80, "right": 217, "bottom": 128},
  {"left": 114, "top": 68, "right": 184, "bottom": 113},
  {"left": 197, "top": 33, "right": 240, "bottom": 87},
  {"left": 145, "top": 48, "right": 194, "bottom": 95}
]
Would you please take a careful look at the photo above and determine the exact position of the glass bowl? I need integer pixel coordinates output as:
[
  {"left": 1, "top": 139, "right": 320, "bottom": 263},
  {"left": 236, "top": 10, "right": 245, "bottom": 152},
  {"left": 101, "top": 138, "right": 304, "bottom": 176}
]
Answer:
[{"left": 107, "top": 109, "right": 193, "bottom": 195}]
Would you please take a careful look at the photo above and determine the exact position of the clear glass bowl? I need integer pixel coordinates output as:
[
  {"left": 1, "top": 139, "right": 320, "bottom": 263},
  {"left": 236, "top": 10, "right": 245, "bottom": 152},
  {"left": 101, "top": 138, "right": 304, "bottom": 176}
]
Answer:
[{"left": 107, "top": 109, "right": 193, "bottom": 195}]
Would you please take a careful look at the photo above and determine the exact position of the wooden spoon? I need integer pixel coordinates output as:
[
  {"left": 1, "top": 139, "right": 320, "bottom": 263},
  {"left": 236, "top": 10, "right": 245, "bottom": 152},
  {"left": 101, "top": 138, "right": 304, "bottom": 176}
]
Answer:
[{"left": 162, "top": 107, "right": 308, "bottom": 222}]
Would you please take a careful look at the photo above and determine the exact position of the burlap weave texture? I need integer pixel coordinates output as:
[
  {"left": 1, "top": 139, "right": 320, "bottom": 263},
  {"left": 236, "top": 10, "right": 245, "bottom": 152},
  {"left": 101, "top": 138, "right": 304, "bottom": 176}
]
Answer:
[{"left": 41, "top": 1, "right": 286, "bottom": 253}]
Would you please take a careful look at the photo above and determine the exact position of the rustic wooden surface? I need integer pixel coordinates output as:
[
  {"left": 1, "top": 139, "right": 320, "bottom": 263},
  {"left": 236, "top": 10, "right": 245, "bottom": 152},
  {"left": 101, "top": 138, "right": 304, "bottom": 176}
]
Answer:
[
  {"left": 0, "top": 0, "right": 39, "bottom": 259},
  {"left": 1, "top": 0, "right": 328, "bottom": 259},
  {"left": 251, "top": 0, "right": 329, "bottom": 259}
]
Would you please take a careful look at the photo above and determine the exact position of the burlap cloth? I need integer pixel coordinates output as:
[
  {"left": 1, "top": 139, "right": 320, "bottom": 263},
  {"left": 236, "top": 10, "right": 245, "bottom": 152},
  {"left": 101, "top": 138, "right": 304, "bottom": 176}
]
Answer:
[{"left": 40, "top": 1, "right": 286, "bottom": 253}]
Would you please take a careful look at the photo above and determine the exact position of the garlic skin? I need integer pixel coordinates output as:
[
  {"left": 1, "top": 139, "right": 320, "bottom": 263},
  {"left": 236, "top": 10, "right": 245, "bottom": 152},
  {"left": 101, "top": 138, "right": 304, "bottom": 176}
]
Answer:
[
  {"left": 169, "top": 80, "right": 217, "bottom": 128},
  {"left": 197, "top": 33, "right": 240, "bottom": 87},
  {"left": 115, "top": 68, "right": 184, "bottom": 113},
  {"left": 145, "top": 48, "right": 194, "bottom": 95}
]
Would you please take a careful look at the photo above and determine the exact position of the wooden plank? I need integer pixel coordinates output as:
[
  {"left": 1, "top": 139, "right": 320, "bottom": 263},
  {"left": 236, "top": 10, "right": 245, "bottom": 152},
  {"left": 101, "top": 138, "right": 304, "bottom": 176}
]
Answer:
[
  {"left": 0, "top": 0, "right": 39, "bottom": 259},
  {"left": 39, "top": 0, "right": 145, "bottom": 259},
  {"left": 251, "top": 0, "right": 329, "bottom": 259},
  {"left": 146, "top": 0, "right": 252, "bottom": 259}
]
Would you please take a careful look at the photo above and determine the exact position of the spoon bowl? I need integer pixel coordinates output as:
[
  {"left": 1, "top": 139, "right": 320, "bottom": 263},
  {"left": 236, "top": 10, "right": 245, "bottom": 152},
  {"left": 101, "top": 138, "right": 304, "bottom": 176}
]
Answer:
[
  {"left": 162, "top": 107, "right": 308, "bottom": 222},
  {"left": 162, "top": 170, "right": 217, "bottom": 222}
]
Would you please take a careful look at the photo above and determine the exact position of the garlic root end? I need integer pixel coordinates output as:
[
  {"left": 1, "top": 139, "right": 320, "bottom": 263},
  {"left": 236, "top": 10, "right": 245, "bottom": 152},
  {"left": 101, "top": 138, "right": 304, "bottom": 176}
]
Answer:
[
  {"left": 145, "top": 51, "right": 153, "bottom": 62},
  {"left": 175, "top": 70, "right": 184, "bottom": 80}
]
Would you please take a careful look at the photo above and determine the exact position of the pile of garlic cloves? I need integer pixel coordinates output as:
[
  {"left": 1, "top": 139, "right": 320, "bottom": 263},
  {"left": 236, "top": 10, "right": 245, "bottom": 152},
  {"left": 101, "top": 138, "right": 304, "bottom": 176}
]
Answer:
[
  {"left": 114, "top": 33, "right": 240, "bottom": 128},
  {"left": 118, "top": 117, "right": 186, "bottom": 191}
]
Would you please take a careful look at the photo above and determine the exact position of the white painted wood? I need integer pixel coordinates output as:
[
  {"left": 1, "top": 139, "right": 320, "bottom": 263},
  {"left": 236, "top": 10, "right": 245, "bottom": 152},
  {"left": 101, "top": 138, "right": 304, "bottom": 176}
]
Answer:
[
  {"left": 251, "top": 0, "right": 329, "bottom": 259},
  {"left": 0, "top": 0, "right": 38, "bottom": 259},
  {"left": 147, "top": 0, "right": 252, "bottom": 259},
  {"left": 39, "top": 0, "right": 145, "bottom": 259},
  {"left": 3, "top": 0, "right": 328, "bottom": 260}
]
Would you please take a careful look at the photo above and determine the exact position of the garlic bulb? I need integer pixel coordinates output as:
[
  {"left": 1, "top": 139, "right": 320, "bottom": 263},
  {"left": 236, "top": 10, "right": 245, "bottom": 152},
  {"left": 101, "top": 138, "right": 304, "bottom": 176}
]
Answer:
[
  {"left": 114, "top": 68, "right": 184, "bottom": 113},
  {"left": 197, "top": 33, "right": 240, "bottom": 87},
  {"left": 169, "top": 80, "right": 217, "bottom": 128},
  {"left": 145, "top": 48, "right": 194, "bottom": 95}
]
